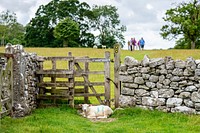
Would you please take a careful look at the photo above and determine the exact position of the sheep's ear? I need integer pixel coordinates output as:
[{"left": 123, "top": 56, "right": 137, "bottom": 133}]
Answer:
[
  {"left": 89, "top": 104, "right": 92, "bottom": 106},
  {"left": 79, "top": 104, "right": 82, "bottom": 107}
]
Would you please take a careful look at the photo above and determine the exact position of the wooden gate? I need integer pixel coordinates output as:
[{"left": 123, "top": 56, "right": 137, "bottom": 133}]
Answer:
[
  {"left": 0, "top": 53, "right": 13, "bottom": 118},
  {"left": 36, "top": 51, "right": 111, "bottom": 107}
]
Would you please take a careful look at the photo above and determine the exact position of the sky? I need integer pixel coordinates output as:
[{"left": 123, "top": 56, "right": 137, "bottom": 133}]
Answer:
[{"left": 0, "top": 0, "right": 191, "bottom": 50}]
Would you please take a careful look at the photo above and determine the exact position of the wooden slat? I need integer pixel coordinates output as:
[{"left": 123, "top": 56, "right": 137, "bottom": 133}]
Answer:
[
  {"left": 37, "top": 82, "right": 74, "bottom": 88},
  {"left": 75, "top": 81, "right": 104, "bottom": 86},
  {"left": 37, "top": 95, "right": 72, "bottom": 100},
  {"left": 39, "top": 74, "right": 73, "bottom": 78},
  {"left": 74, "top": 71, "right": 104, "bottom": 77},
  {"left": 45, "top": 56, "right": 74, "bottom": 61},
  {"left": 74, "top": 88, "right": 84, "bottom": 93},
  {"left": 75, "top": 58, "right": 110, "bottom": 63},
  {"left": 74, "top": 93, "right": 105, "bottom": 97},
  {"left": 37, "top": 56, "right": 74, "bottom": 61},
  {"left": 36, "top": 70, "right": 73, "bottom": 75},
  {"left": 45, "top": 89, "right": 69, "bottom": 94}
]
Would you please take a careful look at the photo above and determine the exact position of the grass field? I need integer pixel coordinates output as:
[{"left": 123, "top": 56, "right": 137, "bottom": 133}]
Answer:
[
  {"left": 1, "top": 106, "right": 200, "bottom": 133},
  {"left": 0, "top": 47, "right": 200, "bottom": 132}
]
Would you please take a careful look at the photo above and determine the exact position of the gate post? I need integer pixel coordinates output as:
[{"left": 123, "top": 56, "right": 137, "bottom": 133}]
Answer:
[
  {"left": 68, "top": 52, "right": 74, "bottom": 108},
  {"left": 104, "top": 51, "right": 110, "bottom": 106},
  {"left": 114, "top": 44, "right": 121, "bottom": 108}
]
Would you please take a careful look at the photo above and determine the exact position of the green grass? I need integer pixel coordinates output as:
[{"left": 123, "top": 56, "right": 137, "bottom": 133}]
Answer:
[
  {"left": 1, "top": 47, "right": 200, "bottom": 132},
  {"left": 1, "top": 106, "right": 200, "bottom": 133}
]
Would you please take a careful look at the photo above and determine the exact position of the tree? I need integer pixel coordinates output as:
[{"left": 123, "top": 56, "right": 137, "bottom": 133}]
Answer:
[
  {"left": 25, "top": 0, "right": 93, "bottom": 47},
  {"left": 160, "top": 0, "right": 200, "bottom": 49},
  {"left": 54, "top": 17, "right": 80, "bottom": 47},
  {"left": 90, "top": 5, "right": 126, "bottom": 48},
  {"left": 0, "top": 10, "right": 24, "bottom": 46}
]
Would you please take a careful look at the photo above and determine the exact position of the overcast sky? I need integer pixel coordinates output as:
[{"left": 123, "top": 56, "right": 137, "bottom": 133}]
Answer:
[{"left": 0, "top": 0, "right": 191, "bottom": 49}]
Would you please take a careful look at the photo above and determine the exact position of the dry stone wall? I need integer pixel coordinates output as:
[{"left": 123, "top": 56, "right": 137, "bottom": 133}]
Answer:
[
  {"left": 119, "top": 55, "right": 200, "bottom": 114},
  {"left": 5, "top": 44, "right": 39, "bottom": 117}
]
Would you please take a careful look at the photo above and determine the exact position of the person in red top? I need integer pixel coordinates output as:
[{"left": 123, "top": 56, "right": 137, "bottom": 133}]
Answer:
[{"left": 131, "top": 38, "right": 137, "bottom": 51}]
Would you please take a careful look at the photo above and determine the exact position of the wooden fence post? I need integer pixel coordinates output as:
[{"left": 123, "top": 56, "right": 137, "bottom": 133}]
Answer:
[
  {"left": 114, "top": 44, "right": 121, "bottom": 108},
  {"left": 68, "top": 52, "right": 74, "bottom": 108},
  {"left": 84, "top": 56, "right": 89, "bottom": 103},
  {"left": 51, "top": 59, "right": 56, "bottom": 104},
  {"left": 104, "top": 51, "right": 110, "bottom": 106}
]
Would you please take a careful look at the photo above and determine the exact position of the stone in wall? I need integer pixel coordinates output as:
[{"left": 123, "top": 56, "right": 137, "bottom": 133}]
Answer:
[
  {"left": 142, "top": 97, "right": 165, "bottom": 107},
  {"left": 149, "top": 75, "right": 159, "bottom": 83},
  {"left": 171, "top": 106, "right": 196, "bottom": 114},
  {"left": 191, "top": 92, "right": 200, "bottom": 102},
  {"left": 138, "top": 85, "right": 150, "bottom": 90},
  {"left": 142, "top": 74, "right": 150, "bottom": 80},
  {"left": 124, "top": 56, "right": 139, "bottom": 67},
  {"left": 121, "top": 87, "right": 134, "bottom": 96},
  {"left": 150, "top": 91, "right": 159, "bottom": 98},
  {"left": 195, "top": 59, "right": 200, "bottom": 65},
  {"left": 179, "top": 92, "right": 191, "bottom": 98},
  {"left": 166, "top": 60, "right": 175, "bottom": 70},
  {"left": 195, "top": 103, "right": 200, "bottom": 111},
  {"left": 184, "top": 99, "right": 194, "bottom": 108},
  {"left": 159, "top": 89, "right": 174, "bottom": 98},
  {"left": 149, "top": 58, "right": 164, "bottom": 68},
  {"left": 119, "top": 75, "right": 133, "bottom": 82},
  {"left": 166, "top": 98, "right": 183, "bottom": 107},
  {"left": 134, "top": 77, "right": 144, "bottom": 84},
  {"left": 123, "top": 83, "right": 138, "bottom": 89},
  {"left": 172, "top": 68, "right": 183, "bottom": 76},
  {"left": 141, "top": 55, "right": 150, "bottom": 67},
  {"left": 163, "top": 79, "right": 171, "bottom": 86},
  {"left": 186, "top": 57, "right": 196, "bottom": 72},
  {"left": 120, "top": 64, "right": 127, "bottom": 72},
  {"left": 146, "top": 82, "right": 156, "bottom": 88},
  {"left": 195, "top": 69, "right": 200, "bottom": 76},
  {"left": 119, "top": 95, "right": 136, "bottom": 107},
  {"left": 183, "top": 69, "right": 193, "bottom": 76},
  {"left": 185, "top": 86, "right": 197, "bottom": 92},
  {"left": 135, "top": 89, "right": 149, "bottom": 97},
  {"left": 140, "top": 67, "right": 150, "bottom": 74},
  {"left": 175, "top": 60, "right": 186, "bottom": 68},
  {"left": 127, "top": 67, "right": 138, "bottom": 74}
]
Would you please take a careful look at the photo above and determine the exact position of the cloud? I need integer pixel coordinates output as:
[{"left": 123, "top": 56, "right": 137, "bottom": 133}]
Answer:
[{"left": 0, "top": 0, "right": 192, "bottom": 49}]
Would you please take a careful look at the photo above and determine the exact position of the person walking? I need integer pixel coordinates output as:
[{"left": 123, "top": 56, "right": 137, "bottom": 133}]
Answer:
[
  {"left": 137, "top": 40, "right": 141, "bottom": 50},
  {"left": 131, "top": 38, "right": 137, "bottom": 51},
  {"left": 139, "top": 37, "right": 145, "bottom": 50},
  {"left": 128, "top": 40, "right": 131, "bottom": 50}
]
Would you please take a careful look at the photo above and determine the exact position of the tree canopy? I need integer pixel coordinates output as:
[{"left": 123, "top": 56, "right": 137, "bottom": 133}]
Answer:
[
  {"left": 24, "top": 0, "right": 126, "bottom": 48},
  {"left": 0, "top": 10, "right": 25, "bottom": 46},
  {"left": 54, "top": 17, "right": 80, "bottom": 47},
  {"left": 160, "top": 0, "right": 200, "bottom": 49},
  {"left": 90, "top": 5, "right": 126, "bottom": 48}
]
